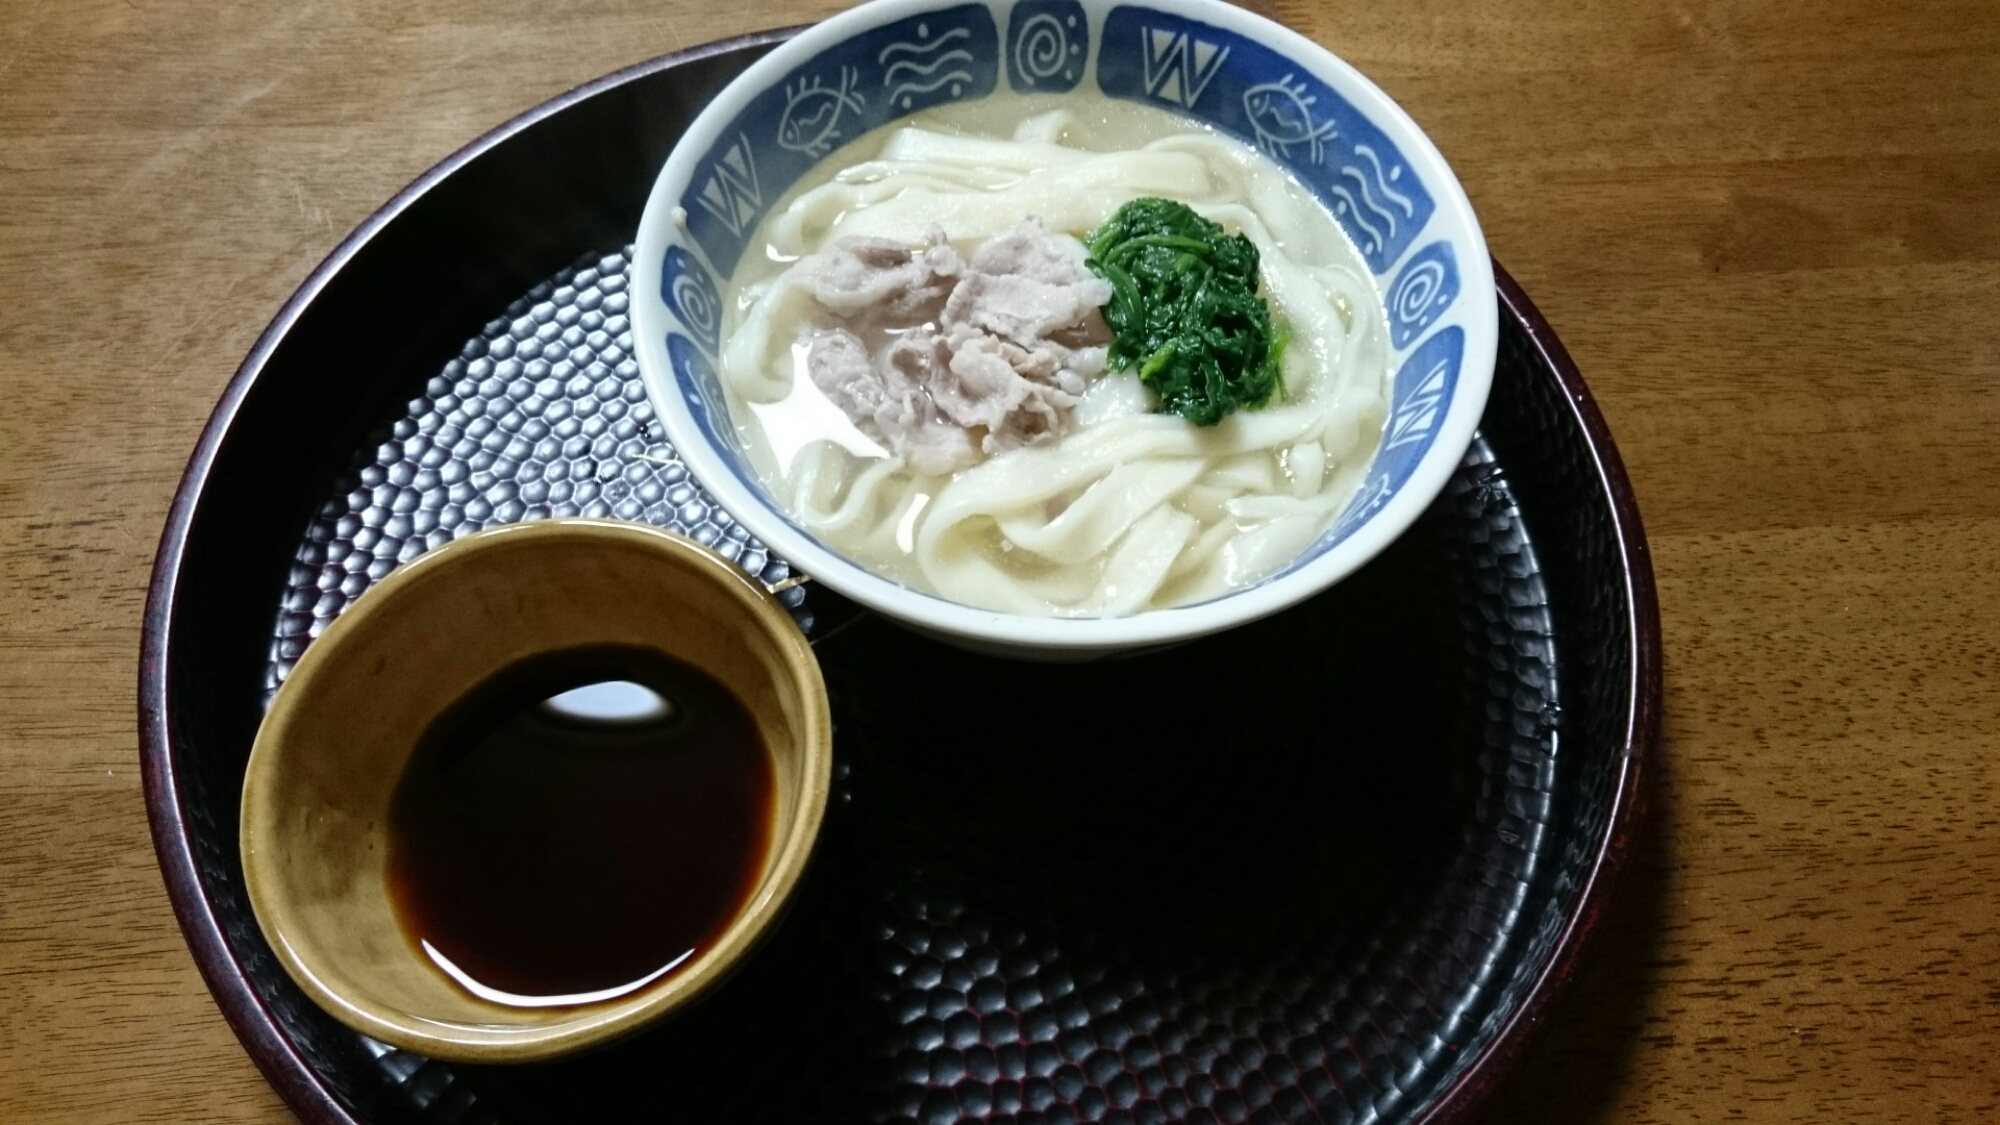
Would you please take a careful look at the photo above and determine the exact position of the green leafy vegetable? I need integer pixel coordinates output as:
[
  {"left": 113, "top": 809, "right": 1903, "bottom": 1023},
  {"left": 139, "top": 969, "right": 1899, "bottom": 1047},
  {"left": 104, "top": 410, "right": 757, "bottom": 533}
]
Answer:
[{"left": 1085, "top": 197, "right": 1286, "bottom": 426}]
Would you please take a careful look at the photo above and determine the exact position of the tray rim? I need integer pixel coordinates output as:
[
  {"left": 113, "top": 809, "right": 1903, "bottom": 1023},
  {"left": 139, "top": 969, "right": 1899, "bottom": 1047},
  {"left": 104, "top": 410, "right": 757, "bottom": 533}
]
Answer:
[
  {"left": 138, "top": 29, "right": 1661, "bottom": 1125},
  {"left": 1408, "top": 274, "right": 1662, "bottom": 1125}
]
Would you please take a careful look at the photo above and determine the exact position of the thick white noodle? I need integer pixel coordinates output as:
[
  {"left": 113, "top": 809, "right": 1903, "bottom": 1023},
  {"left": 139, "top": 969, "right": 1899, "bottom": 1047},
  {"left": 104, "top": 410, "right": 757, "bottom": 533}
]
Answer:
[{"left": 716, "top": 100, "right": 1389, "bottom": 615}]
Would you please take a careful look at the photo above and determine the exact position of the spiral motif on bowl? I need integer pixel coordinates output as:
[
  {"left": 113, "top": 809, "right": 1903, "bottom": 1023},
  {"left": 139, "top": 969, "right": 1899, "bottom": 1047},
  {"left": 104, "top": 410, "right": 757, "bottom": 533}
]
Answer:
[
  {"left": 661, "top": 246, "right": 721, "bottom": 353},
  {"left": 1007, "top": 2, "right": 1083, "bottom": 92},
  {"left": 673, "top": 275, "right": 717, "bottom": 338},
  {"left": 1014, "top": 15, "right": 1068, "bottom": 81},
  {"left": 1392, "top": 261, "right": 1442, "bottom": 324},
  {"left": 1385, "top": 241, "right": 1460, "bottom": 350}
]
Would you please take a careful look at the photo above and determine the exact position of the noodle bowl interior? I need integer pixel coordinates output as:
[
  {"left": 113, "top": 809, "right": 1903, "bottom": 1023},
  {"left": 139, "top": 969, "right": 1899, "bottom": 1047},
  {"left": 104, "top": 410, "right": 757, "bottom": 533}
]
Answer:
[{"left": 717, "top": 92, "right": 1390, "bottom": 617}]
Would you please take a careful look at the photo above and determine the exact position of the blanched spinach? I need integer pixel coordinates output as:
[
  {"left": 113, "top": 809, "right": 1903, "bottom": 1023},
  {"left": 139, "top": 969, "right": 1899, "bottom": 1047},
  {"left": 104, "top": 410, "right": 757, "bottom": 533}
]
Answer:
[{"left": 1085, "top": 197, "right": 1286, "bottom": 426}]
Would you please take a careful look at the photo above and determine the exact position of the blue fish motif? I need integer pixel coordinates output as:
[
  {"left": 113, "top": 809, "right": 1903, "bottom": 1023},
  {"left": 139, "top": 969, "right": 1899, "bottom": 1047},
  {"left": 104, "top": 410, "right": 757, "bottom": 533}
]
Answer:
[
  {"left": 777, "top": 67, "right": 866, "bottom": 158},
  {"left": 1095, "top": 9, "right": 1434, "bottom": 272},
  {"left": 1243, "top": 75, "right": 1335, "bottom": 165}
]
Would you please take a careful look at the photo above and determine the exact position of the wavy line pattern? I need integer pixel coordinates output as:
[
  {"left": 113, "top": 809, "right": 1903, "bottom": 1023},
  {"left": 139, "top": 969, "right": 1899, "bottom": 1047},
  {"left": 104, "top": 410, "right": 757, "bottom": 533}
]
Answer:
[
  {"left": 877, "top": 26, "right": 971, "bottom": 63},
  {"left": 1329, "top": 184, "right": 1384, "bottom": 256},
  {"left": 1353, "top": 144, "right": 1416, "bottom": 218},
  {"left": 887, "top": 69, "right": 975, "bottom": 104},
  {"left": 1337, "top": 166, "right": 1400, "bottom": 240},
  {"left": 883, "top": 50, "right": 975, "bottom": 86}
]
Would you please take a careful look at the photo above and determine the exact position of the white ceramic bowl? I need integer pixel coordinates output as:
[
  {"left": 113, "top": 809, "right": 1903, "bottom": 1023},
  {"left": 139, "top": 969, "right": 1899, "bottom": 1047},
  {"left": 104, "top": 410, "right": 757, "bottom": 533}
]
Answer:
[{"left": 634, "top": 0, "right": 1496, "bottom": 658}]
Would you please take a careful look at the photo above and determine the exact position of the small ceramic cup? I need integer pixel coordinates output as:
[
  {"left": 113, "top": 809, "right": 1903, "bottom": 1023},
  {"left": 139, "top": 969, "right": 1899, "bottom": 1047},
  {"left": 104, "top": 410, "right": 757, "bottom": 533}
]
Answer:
[{"left": 239, "top": 519, "right": 831, "bottom": 1064}]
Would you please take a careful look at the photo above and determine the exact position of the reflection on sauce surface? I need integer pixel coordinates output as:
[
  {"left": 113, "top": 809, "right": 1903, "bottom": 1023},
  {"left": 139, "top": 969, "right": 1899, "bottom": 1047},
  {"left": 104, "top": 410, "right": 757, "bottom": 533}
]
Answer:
[{"left": 387, "top": 644, "right": 774, "bottom": 1005}]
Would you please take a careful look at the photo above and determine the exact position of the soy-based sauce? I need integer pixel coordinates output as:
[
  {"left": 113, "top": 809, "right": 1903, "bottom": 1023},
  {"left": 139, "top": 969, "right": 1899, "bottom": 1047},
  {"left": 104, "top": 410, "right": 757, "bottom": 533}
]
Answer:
[{"left": 387, "top": 644, "right": 773, "bottom": 1005}]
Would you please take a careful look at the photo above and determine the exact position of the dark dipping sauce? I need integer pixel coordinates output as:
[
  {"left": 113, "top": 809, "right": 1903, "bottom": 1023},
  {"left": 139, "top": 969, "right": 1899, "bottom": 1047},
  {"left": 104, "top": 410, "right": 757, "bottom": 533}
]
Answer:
[{"left": 387, "top": 644, "right": 774, "bottom": 1005}]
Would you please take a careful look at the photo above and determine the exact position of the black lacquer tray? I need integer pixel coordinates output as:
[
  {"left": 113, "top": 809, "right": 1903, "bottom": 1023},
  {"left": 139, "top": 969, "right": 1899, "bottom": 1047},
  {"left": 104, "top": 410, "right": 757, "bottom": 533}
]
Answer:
[{"left": 140, "top": 30, "right": 1659, "bottom": 1125}]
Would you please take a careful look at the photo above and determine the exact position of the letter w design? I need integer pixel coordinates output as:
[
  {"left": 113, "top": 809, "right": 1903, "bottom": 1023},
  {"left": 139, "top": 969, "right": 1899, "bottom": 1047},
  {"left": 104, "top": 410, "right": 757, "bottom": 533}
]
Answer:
[
  {"left": 696, "top": 134, "right": 763, "bottom": 237},
  {"left": 1385, "top": 358, "right": 1449, "bottom": 450},
  {"left": 1141, "top": 26, "right": 1229, "bottom": 109}
]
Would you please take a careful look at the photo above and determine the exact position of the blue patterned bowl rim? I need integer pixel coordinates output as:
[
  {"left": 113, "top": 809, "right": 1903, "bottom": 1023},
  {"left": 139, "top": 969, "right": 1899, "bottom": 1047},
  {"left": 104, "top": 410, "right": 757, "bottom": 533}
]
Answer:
[{"left": 633, "top": 0, "right": 1497, "bottom": 652}]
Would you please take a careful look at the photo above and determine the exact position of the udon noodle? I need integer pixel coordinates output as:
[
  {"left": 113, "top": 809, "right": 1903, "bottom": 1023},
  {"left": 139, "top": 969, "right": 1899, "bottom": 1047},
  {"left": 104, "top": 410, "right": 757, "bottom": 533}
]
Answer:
[{"left": 716, "top": 93, "right": 1389, "bottom": 615}]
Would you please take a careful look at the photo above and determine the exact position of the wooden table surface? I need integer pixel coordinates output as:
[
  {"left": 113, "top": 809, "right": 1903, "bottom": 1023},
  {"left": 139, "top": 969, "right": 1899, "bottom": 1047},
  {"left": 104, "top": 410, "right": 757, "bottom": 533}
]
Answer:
[{"left": 3, "top": 0, "right": 1996, "bottom": 1121}]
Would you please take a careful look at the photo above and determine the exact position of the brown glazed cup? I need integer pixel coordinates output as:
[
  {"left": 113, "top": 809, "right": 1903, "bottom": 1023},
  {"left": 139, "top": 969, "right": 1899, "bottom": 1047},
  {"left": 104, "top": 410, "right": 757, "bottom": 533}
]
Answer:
[{"left": 239, "top": 519, "right": 831, "bottom": 1064}]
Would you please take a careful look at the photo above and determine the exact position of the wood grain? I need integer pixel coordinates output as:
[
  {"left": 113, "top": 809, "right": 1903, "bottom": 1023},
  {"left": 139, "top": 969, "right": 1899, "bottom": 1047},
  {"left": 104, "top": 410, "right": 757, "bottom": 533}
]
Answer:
[{"left": 2, "top": 0, "right": 1996, "bottom": 1121}]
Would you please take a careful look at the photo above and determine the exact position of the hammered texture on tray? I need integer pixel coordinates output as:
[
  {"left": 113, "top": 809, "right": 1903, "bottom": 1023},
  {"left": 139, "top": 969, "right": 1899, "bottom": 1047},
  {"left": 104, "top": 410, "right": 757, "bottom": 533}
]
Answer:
[
  {"left": 251, "top": 248, "right": 1581, "bottom": 1125},
  {"left": 263, "top": 248, "right": 805, "bottom": 702}
]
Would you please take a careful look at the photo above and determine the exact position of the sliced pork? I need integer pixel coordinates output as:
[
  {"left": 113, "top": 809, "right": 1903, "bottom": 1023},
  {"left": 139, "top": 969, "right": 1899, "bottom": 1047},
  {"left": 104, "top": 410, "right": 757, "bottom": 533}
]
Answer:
[
  {"left": 804, "top": 329, "right": 974, "bottom": 476},
  {"left": 940, "top": 332, "right": 1075, "bottom": 454},
  {"left": 789, "top": 219, "right": 1114, "bottom": 474},
  {"left": 791, "top": 229, "right": 963, "bottom": 324}
]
